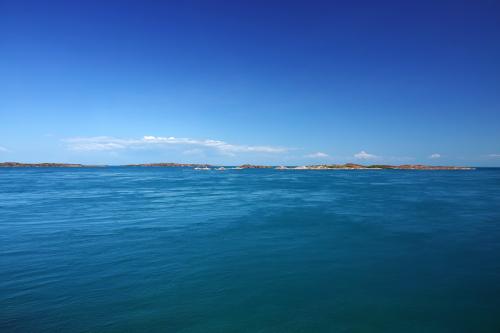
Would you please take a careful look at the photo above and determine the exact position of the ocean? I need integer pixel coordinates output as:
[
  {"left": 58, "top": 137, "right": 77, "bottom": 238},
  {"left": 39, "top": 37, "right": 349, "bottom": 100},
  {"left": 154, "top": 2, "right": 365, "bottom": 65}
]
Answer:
[{"left": 1, "top": 167, "right": 500, "bottom": 332}]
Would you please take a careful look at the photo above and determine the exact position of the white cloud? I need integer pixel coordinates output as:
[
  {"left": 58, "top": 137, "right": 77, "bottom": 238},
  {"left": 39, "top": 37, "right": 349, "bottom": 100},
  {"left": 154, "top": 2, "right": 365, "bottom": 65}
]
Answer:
[
  {"left": 305, "top": 152, "right": 329, "bottom": 158},
  {"left": 65, "top": 137, "right": 131, "bottom": 151},
  {"left": 354, "top": 150, "right": 377, "bottom": 160},
  {"left": 429, "top": 153, "right": 441, "bottom": 159},
  {"left": 488, "top": 154, "right": 500, "bottom": 158},
  {"left": 0, "top": 146, "right": 9, "bottom": 152},
  {"left": 64, "top": 136, "right": 289, "bottom": 155},
  {"left": 182, "top": 148, "right": 204, "bottom": 155}
]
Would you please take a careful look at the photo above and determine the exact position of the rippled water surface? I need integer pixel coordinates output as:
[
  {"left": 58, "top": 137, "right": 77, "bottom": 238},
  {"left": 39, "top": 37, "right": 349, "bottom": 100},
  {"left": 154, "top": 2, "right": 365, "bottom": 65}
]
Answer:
[{"left": 1, "top": 167, "right": 500, "bottom": 332}]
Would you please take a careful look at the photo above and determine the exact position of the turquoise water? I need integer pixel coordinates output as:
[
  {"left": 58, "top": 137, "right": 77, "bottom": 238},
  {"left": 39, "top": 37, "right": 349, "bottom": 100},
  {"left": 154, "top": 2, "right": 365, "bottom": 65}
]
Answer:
[{"left": 1, "top": 167, "right": 500, "bottom": 332}]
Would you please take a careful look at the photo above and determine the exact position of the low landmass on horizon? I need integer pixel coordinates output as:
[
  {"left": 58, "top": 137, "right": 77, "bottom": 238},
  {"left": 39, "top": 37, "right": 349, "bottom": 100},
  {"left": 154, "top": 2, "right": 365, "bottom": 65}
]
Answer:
[{"left": 0, "top": 162, "right": 474, "bottom": 170}]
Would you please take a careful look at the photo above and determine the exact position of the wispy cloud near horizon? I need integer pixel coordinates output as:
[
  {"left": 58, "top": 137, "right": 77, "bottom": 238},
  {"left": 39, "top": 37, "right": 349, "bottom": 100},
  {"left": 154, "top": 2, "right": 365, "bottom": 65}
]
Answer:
[
  {"left": 0, "top": 146, "right": 9, "bottom": 152},
  {"left": 305, "top": 152, "right": 329, "bottom": 158},
  {"left": 64, "top": 136, "right": 289, "bottom": 156},
  {"left": 429, "top": 153, "right": 441, "bottom": 159},
  {"left": 354, "top": 150, "right": 377, "bottom": 160}
]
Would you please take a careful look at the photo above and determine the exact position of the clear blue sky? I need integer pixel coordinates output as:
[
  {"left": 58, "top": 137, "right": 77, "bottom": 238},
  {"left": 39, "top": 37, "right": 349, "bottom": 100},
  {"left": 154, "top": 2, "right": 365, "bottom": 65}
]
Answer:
[{"left": 1, "top": 0, "right": 499, "bottom": 165}]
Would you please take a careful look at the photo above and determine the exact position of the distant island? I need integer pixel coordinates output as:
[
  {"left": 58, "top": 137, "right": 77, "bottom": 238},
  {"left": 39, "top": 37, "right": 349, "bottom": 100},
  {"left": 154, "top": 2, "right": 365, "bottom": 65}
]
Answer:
[
  {"left": 0, "top": 162, "right": 474, "bottom": 170},
  {"left": 275, "top": 163, "right": 475, "bottom": 170},
  {"left": 126, "top": 163, "right": 212, "bottom": 168},
  {"left": 239, "top": 164, "right": 273, "bottom": 169},
  {"left": 0, "top": 162, "right": 87, "bottom": 168}
]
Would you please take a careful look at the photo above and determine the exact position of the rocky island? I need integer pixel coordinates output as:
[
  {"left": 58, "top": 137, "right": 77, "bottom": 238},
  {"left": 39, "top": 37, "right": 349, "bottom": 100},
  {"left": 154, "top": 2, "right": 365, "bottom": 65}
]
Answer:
[
  {"left": 238, "top": 164, "right": 274, "bottom": 169},
  {"left": 0, "top": 162, "right": 474, "bottom": 170},
  {"left": 276, "top": 164, "right": 474, "bottom": 170},
  {"left": 0, "top": 162, "right": 87, "bottom": 168}
]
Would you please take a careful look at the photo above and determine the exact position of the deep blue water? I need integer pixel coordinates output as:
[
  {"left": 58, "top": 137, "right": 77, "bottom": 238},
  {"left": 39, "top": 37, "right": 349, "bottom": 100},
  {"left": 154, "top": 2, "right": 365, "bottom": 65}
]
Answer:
[{"left": 1, "top": 167, "right": 500, "bottom": 332}]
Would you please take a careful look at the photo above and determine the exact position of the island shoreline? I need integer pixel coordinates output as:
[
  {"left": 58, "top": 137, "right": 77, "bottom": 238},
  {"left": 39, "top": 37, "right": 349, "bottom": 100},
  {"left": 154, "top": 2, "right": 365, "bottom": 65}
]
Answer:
[{"left": 0, "top": 162, "right": 475, "bottom": 170}]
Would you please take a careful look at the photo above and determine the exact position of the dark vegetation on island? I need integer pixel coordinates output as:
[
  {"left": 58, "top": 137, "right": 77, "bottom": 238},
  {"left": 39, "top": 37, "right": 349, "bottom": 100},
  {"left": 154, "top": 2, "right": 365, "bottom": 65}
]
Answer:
[
  {"left": 1, "top": 162, "right": 474, "bottom": 170},
  {"left": 239, "top": 164, "right": 273, "bottom": 169}
]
